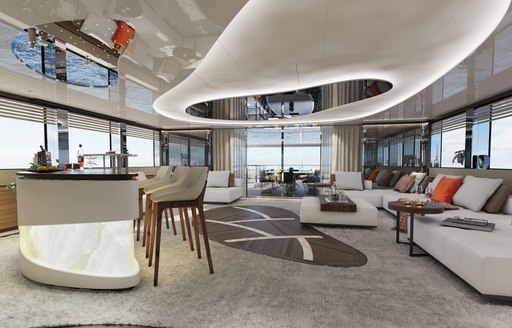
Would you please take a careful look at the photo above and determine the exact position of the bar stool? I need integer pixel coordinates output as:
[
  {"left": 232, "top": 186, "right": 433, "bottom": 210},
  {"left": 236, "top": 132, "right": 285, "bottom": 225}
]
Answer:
[
  {"left": 137, "top": 166, "right": 173, "bottom": 241},
  {"left": 150, "top": 166, "right": 213, "bottom": 286},
  {"left": 144, "top": 166, "right": 190, "bottom": 257}
]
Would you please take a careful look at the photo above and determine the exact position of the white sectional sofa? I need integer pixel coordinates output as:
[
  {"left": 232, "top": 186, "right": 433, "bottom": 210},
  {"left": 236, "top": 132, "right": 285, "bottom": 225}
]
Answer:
[
  {"left": 204, "top": 178, "right": 243, "bottom": 203},
  {"left": 336, "top": 172, "right": 512, "bottom": 299},
  {"left": 203, "top": 170, "right": 243, "bottom": 203}
]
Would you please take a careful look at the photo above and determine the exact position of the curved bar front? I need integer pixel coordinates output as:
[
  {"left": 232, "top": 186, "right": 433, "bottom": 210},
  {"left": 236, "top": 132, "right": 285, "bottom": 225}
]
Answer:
[{"left": 16, "top": 170, "right": 140, "bottom": 289}]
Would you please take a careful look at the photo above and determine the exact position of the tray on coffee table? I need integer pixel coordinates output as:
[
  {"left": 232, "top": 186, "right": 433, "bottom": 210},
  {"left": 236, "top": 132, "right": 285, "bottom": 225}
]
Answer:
[{"left": 320, "top": 196, "right": 357, "bottom": 212}]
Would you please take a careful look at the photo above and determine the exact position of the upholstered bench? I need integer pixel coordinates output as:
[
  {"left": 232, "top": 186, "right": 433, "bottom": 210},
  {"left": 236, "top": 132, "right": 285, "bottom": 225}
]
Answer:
[{"left": 299, "top": 197, "right": 378, "bottom": 227}]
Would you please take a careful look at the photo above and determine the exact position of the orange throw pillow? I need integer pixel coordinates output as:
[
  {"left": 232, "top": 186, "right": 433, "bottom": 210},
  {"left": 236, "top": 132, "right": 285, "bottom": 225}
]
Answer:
[
  {"left": 431, "top": 177, "right": 464, "bottom": 203},
  {"left": 368, "top": 169, "right": 379, "bottom": 182}
]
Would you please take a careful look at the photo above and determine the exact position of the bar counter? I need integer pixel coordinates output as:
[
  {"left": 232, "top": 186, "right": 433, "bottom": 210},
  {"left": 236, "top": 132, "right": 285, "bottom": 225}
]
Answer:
[{"left": 16, "top": 170, "right": 140, "bottom": 289}]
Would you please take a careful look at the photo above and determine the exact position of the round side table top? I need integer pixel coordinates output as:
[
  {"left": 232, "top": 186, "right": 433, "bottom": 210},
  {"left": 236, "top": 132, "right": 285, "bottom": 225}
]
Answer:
[{"left": 387, "top": 200, "right": 445, "bottom": 215}]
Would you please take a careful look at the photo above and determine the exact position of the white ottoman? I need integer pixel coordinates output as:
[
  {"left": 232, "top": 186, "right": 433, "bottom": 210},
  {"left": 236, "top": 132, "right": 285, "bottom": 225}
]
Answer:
[{"left": 300, "top": 197, "right": 378, "bottom": 227}]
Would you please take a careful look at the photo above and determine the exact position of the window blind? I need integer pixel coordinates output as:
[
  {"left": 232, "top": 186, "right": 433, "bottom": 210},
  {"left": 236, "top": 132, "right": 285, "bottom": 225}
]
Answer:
[
  {"left": 473, "top": 96, "right": 512, "bottom": 124},
  {"left": 126, "top": 125, "right": 156, "bottom": 140},
  {"left": 68, "top": 112, "right": 119, "bottom": 134},
  {"left": 0, "top": 97, "right": 57, "bottom": 124},
  {"left": 431, "top": 113, "right": 466, "bottom": 134}
]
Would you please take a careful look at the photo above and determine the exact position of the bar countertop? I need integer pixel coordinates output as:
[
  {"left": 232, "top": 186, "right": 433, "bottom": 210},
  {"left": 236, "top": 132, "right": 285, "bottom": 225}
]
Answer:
[{"left": 16, "top": 170, "right": 137, "bottom": 180}]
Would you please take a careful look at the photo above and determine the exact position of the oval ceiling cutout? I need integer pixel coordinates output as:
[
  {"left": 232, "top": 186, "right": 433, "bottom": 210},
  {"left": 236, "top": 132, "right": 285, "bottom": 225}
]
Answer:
[{"left": 187, "top": 79, "right": 392, "bottom": 121}]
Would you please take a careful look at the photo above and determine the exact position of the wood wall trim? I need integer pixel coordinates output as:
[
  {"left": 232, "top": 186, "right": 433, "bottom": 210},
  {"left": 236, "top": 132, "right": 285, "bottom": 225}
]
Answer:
[{"left": 0, "top": 188, "right": 17, "bottom": 231}]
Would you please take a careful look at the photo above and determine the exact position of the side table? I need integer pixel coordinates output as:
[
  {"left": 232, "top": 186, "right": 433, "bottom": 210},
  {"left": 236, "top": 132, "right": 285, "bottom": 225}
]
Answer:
[{"left": 387, "top": 201, "right": 444, "bottom": 256}]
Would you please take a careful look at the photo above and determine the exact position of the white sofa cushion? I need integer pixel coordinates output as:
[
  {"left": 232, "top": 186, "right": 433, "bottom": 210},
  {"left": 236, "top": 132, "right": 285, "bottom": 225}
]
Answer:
[
  {"left": 335, "top": 171, "right": 363, "bottom": 190},
  {"left": 452, "top": 176, "right": 503, "bottom": 212},
  {"left": 408, "top": 171, "right": 427, "bottom": 193},
  {"left": 207, "top": 171, "right": 230, "bottom": 188},
  {"left": 204, "top": 186, "right": 243, "bottom": 203},
  {"left": 502, "top": 195, "right": 512, "bottom": 215}
]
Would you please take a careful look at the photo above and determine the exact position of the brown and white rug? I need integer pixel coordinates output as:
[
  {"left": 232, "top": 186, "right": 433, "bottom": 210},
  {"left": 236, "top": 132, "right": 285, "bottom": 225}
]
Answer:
[{"left": 204, "top": 205, "right": 367, "bottom": 267}]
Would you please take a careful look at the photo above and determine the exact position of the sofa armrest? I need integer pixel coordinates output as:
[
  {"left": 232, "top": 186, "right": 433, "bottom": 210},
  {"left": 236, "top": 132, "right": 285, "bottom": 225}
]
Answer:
[
  {"left": 364, "top": 180, "right": 373, "bottom": 190},
  {"left": 234, "top": 178, "right": 243, "bottom": 187}
]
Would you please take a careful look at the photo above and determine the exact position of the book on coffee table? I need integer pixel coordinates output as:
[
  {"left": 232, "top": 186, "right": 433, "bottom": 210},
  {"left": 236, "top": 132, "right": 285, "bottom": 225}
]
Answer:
[
  {"left": 441, "top": 218, "right": 495, "bottom": 232},
  {"left": 450, "top": 216, "right": 488, "bottom": 226}
]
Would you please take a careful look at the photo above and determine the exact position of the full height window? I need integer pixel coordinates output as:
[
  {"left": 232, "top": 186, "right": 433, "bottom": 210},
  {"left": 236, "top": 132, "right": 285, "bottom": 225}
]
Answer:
[
  {"left": 474, "top": 97, "right": 512, "bottom": 169},
  {"left": 126, "top": 125, "right": 158, "bottom": 167},
  {"left": 363, "top": 126, "right": 421, "bottom": 168},
  {"left": 0, "top": 98, "right": 53, "bottom": 169},
  {"left": 431, "top": 113, "right": 466, "bottom": 168},
  {"left": 168, "top": 133, "right": 209, "bottom": 166},
  {"left": 246, "top": 126, "right": 321, "bottom": 189},
  {"left": 68, "top": 113, "right": 119, "bottom": 167}
]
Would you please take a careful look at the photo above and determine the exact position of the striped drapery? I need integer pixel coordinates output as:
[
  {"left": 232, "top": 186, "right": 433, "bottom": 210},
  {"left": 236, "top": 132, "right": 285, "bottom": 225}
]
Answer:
[
  {"left": 331, "top": 125, "right": 362, "bottom": 172},
  {"left": 211, "top": 128, "right": 247, "bottom": 194}
]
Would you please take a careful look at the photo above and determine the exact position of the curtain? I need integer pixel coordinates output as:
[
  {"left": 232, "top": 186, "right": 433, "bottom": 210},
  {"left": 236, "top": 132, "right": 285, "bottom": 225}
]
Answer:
[
  {"left": 331, "top": 125, "right": 362, "bottom": 172},
  {"left": 320, "top": 126, "right": 333, "bottom": 181},
  {"left": 211, "top": 128, "right": 247, "bottom": 195},
  {"left": 211, "top": 98, "right": 246, "bottom": 120}
]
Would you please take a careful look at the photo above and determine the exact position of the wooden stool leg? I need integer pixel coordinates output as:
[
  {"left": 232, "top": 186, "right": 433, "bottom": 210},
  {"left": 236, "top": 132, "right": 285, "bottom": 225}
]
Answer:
[
  {"left": 178, "top": 208, "right": 186, "bottom": 241},
  {"left": 164, "top": 209, "right": 170, "bottom": 230},
  {"left": 169, "top": 209, "right": 177, "bottom": 235},
  {"left": 143, "top": 195, "right": 152, "bottom": 249},
  {"left": 198, "top": 206, "right": 214, "bottom": 274},
  {"left": 148, "top": 201, "right": 159, "bottom": 267},
  {"left": 192, "top": 207, "right": 202, "bottom": 259},
  {"left": 154, "top": 203, "right": 163, "bottom": 286},
  {"left": 184, "top": 208, "right": 194, "bottom": 251},
  {"left": 137, "top": 191, "right": 143, "bottom": 241}
]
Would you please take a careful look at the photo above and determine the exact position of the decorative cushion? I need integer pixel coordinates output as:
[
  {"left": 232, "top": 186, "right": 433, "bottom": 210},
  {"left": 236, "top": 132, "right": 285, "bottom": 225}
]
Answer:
[
  {"left": 431, "top": 177, "right": 464, "bottom": 203},
  {"left": 377, "top": 171, "right": 391, "bottom": 186},
  {"left": 483, "top": 184, "right": 511, "bottom": 214},
  {"left": 418, "top": 176, "right": 431, "bottom": 194},
  {"left": 430, "top": 173, "right": 463, "bottom": 191},
  {"left": 206, "top": 170, "right": 230, "bottom": 188},
  {"left": 408, "top": 172, "right": 427, "bottom": 193},
  {"left": 367, "top": 169, "right": 379, "bottom": 182},
  {"left": 335, "top": 171, "right": 364, "bottom": 190},
  {"left": 388, "top": 170, "right": 403, "bottom": 188},
  {"left": 363, "top": 168, "right": 372, "bottom": 179},
  {"left": 375, "top": 170, "right": 388, "bottom": 185},
  {"left": 452, "top": 176, "right": 503, "bottom": 212},
  {"left": 393, "top": 175, "right": 416, "bottom": 193}
]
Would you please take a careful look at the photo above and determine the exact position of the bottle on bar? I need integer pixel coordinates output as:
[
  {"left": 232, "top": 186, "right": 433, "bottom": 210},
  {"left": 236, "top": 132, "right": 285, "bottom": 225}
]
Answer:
[{"left": 77, "top": 144, "right": 84, "bottom": 169}]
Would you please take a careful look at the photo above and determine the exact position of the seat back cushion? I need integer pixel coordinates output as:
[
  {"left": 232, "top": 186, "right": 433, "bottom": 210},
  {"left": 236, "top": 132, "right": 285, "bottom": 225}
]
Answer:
[
  {"left": 388, "top": 170, "right": 403, "bottom": 188},
  {"left": 367, "top": 169, "right": 379, "bottom": 182},
  {"left": 207, "top": 170, "right": 230, "bottom": 188},
  {"left": 393, "top": 175, "right": 416, "bottom": 193},
  {"left": 335, "top": 171, "right": 364, "bottom": 190},
  {"left": 431, "top": 177, "right": 464, "bottom": 204},
  {"left": 408, "top": 172, "right": 427, "bottom": 193},
  {"left": 418, "top": 176, "right": 431, "bottom": 193},
  {"left": 501, "top": 195, "right": 512, "bottom": 215},
  {"left": 483, "top": 184, "right": 512, "bottom": 214},
  {"left": 453, "top": 176, "right": 503, "bottom": 212},
  {"left": 377, "top": 171, "right": 392, "bottom": 186}
]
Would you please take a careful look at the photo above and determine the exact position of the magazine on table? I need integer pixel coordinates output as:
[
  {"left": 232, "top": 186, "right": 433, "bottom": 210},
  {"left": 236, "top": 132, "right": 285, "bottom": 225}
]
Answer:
[{"left": 441, "top": 216, "right": 495, "bottom": 232}]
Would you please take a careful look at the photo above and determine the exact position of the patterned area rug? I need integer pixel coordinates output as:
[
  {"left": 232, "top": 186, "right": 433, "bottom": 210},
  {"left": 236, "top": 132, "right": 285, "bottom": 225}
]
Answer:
[{"left": 204, "top": 205, "right": 367, "bottom": 267}]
